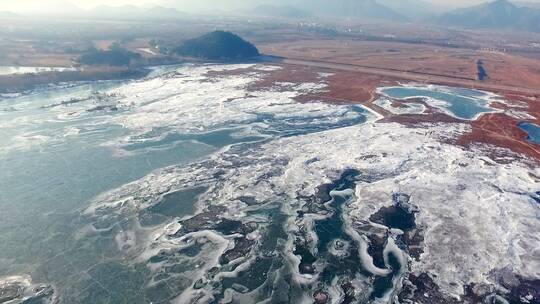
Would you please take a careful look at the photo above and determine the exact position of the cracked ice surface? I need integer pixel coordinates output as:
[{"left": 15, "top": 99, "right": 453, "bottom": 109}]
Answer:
[
  {"left": 103, "top": 64, "right": 361, "bottom": 140},
  {"left": 0, "top": 61, "right": 528, "bottom": 303},
  {"left": 80, "top": 64, "right": 540, "bottom": 302},
  {"left": 87, "top": 116, "right": 539, "bottom": 300},
  {"left": 6, "top": 62, "right": 536, "bottom": 302}
]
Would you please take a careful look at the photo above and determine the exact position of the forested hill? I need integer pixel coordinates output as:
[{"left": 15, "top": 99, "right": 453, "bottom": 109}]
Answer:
[{"left": 175, "top": 31, "right": 260, "bottom": 60}]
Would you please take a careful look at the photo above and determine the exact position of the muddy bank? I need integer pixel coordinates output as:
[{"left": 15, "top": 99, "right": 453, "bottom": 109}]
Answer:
[{"left": 0, "top": 68, "right": 149, "bottom": 93}]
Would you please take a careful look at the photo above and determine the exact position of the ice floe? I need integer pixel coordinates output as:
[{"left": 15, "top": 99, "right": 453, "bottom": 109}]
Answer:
[{"left": 85, "top": 118, "right": 539, "bottom": 302}]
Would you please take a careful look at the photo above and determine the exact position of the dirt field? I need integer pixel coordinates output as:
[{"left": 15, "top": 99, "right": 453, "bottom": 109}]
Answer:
[{"left": 260, "top": 39, "right": 540, "bottom": 91}]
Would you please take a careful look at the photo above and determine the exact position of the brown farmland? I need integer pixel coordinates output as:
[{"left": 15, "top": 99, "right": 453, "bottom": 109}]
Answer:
[{"left": 260, "top": 39, "right": 540, "bottom": 93}]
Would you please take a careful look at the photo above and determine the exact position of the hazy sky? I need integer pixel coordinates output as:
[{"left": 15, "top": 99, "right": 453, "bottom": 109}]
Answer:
[{"left": 0, "top": 0, "right": 537, "bottom": 13}]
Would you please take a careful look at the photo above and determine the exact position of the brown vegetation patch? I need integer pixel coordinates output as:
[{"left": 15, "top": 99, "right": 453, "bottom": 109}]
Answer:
[
  {"left": 489, "top": 101, "right": 508, "bottom": 111},
  {"left": 323, "top": 71, "right": 393, "bottom": 103},
  {"left": 458, "top": 113, "right": 540, "bottom": 161},
  {"left": 256, "top": 64, "right": 397, "bottom": 107},
  {"left": 383, "top": 93, "right": 540, "bottom": 162},
  {"left": 248, "top": 64, "right": 321, "bottom": 93},
  {"left": 390, "top": 100, "right": 411, "bottom": 109},
  {"left": 204, "top": 63, "right": 392, "bottom": 106},
  {"left": 502, "top": 93, "right": 540, "bottom": 124},
  {"left": 260, "top": 39, "right": 540, "bottom": 92}
]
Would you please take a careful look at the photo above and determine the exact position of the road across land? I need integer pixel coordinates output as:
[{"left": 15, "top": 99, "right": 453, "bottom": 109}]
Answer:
[{"left": 279, "top": 58, "right": 540, "bottom": 96}]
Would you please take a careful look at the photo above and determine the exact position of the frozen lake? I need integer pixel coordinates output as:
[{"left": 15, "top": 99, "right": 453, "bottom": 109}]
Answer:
[{"left": 0, "top": 64, "right": 538, "bottom": 304}]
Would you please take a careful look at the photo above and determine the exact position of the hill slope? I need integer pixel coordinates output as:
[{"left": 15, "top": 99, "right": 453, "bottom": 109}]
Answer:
[
  {"left": 162, "top": 0, "right": 405, "bottom": 21},
  {"left": 175, "top": 31, "right": 260, "bottom": 60},
  {"left": 378, "top": 0, "right": 443, "bottom": 19},
  {"left": 87, "top": 5, "right": 186, "bottom": 20},
  {"left": 439, "top": 0, "right": 540, "bottom": 32},
  {"left": 252, "top": 5, "right": 311, "bottom": 18}
]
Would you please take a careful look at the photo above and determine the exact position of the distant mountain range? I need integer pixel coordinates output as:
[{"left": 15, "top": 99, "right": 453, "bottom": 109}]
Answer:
[
  {"left": 4, "top": 0, "right": 540, "bottom": 34},
  {"left": 251, "top": 5, "right": 311, "bottom": 18},
  {"left": 162, "top": 0, "right": 408, "bottom": 21},
  {"left": 245, "top": 0, "right": 540, "bottom": 30},
  {"left": 249, "top": 0, "right": 446, "bottom": 21},
  {"left": 439, "top": 0, "right": 540, "bottom": 32},
  {"left": 378, "top": 0, "right": 445, "bottom": 19},
  {"left": 246, "top": 0, "right": 540, "bottom": 32},
  {"left": 305, "top": 0, "right": 408, "bottom": 21},
  {"left": 1, "top": 4, "right": 188, "bottom": 20},
  {"left": 86, "top": 5, "right": 187, "bottom": 20},
  {"left": 87, "top": 1, "right": 540, "bottom": 34}
]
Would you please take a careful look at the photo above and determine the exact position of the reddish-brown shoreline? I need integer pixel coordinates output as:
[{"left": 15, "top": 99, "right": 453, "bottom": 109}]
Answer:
[{"left": 208, "top": 62, "right": 540, "bottom": 162}]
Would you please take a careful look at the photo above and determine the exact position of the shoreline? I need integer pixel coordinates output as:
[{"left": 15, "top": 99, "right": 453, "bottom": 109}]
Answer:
[
  {"left": 0, "top": 56, "right": 274, "bottom": 94},
  {"left": 0, "top": 67, "right": 151, "bottom": 93}
]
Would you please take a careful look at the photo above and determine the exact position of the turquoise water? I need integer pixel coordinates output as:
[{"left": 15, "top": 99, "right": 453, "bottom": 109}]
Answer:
[
  {"left": 518, "top": 122, "right": 540, "bottom": 144},
  {"left": 0, "top": 67, "right": 373, "bottom": 303},
  {"left": 0, "top": 82, "right": 220, "bottom": 292},
  {"left": 379, "top": 86, "right": 496, "bottom": 120}
]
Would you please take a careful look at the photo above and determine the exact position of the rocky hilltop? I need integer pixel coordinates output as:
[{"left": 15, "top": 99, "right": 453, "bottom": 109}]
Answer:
[{"left": 175, "top": 31, "right": 260, "bottom": 60}]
